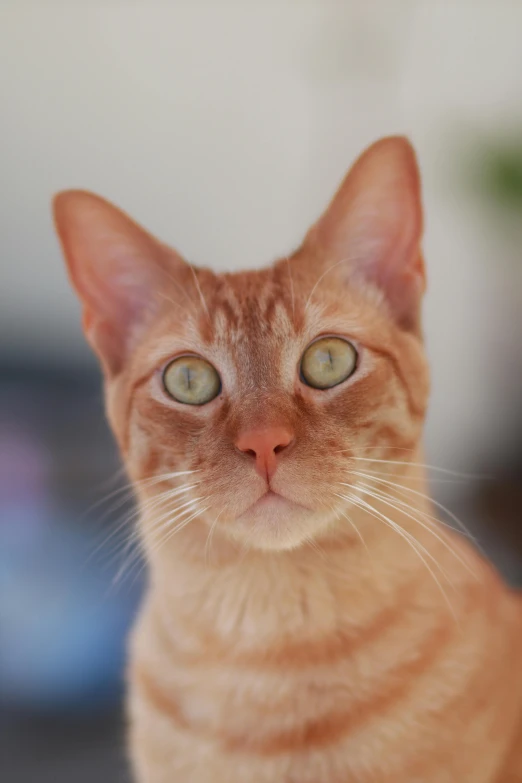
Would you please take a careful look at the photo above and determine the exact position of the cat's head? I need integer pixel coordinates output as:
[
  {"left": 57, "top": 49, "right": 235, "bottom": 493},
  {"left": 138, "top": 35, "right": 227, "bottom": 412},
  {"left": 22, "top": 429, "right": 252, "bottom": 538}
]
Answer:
[{"left": 54, "top": 137, "right": 429, "bottom": 553}]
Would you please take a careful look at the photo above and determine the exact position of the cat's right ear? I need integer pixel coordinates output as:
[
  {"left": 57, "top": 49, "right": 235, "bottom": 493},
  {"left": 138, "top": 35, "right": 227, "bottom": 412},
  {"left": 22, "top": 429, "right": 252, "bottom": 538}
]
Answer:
[
  {"left": 53, "top": 191, "right": 180, "bottom": 376},
  {"left": 303, "top": 137, "right": 425, "bottom": 332}
]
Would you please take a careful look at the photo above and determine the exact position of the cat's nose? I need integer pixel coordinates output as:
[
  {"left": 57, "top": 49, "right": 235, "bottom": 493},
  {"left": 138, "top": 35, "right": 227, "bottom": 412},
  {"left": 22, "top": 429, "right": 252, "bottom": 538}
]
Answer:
[{"left": 235, "top": 426, "right": 294, "bottom": 480}]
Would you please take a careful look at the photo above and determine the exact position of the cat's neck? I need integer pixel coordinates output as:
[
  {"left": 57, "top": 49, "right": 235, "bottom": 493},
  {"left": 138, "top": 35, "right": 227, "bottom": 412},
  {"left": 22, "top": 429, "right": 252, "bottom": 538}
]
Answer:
[{"left": 142, "top": 459, "right": 478, "bottom": 651}]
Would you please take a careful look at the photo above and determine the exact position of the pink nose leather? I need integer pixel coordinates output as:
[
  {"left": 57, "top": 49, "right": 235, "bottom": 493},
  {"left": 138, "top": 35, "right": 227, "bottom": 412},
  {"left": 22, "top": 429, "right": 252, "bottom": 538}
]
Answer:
[{"left": 235, "top": 427, "right": 294, "bottom": 480}]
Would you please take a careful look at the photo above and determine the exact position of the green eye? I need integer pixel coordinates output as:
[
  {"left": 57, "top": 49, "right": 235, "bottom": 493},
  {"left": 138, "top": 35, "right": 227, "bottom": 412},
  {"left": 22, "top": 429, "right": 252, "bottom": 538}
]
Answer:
[
  {"left": 163, "top": 356, "right": 221, "bottom": 405},
  {"left": 300, "top": 337, "right": 358, "bottom": 390}
]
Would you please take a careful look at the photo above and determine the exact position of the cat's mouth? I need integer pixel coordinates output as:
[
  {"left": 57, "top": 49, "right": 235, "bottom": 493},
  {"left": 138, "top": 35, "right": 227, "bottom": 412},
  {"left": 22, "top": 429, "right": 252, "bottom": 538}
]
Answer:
[
  {"left": 237, "top": 489, "right": 310, "bottom": 521},
  {"left": 230, "top": 487, "right": 321, "bottom": 550}
]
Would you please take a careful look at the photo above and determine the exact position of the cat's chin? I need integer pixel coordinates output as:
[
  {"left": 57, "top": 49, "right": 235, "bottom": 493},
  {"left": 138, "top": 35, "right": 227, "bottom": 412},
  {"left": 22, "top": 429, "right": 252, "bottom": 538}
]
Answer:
[{"left": 228, "top": 491, "right": 330, "bottom": 552}]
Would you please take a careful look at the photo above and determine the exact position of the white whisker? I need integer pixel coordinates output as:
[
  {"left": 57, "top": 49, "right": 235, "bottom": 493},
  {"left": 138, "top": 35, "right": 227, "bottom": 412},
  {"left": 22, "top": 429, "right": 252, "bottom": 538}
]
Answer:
[
  {"left": 345, "top": 478, "right": 473, "bottom": 540},
  {"left": 204, "top": 511, "right": 223, "bottom": 566},
  {"left": 353, "top": 482, "right": 479, "bottom": 580},
  {"left": 156, "top": 265, "right": 201, "bottom": 316},
  {"left": 188, "top": 263, "right": 211, "bottom": 324},
  {"left": 303, "top": 532, "right": 327, "bottom": 561},
  {"left": 335, "top": 505, "right": 374, "bottom": 565},
  {"left": 348, "top": 466, "right": 467, "bottom": 484},
  {"left": 113, "top": 496, "right": 204, "bottom": 584},
  {"left": 83, "top": 469, "right": 198, "bottom": 521},
  {"left": 336, "top": 492, "right": 458, "bottom": 621},
  {"left": 304, "top": 255, "right": 361, "bottom": 313},
  {"left": 351, "top": 470, "right": 481, "bottom": 549},
  {"left": 88, "top": 483, "right": 199, "bottom": 564},
  {"left": 148, "top": 497, "right": 203, "bottom": 536},
  {"left": 351, "top": 457, "right": 487, "bottom": 480},
  {"left": 150, "top": 505, "right": 210, "bottom": 562}
]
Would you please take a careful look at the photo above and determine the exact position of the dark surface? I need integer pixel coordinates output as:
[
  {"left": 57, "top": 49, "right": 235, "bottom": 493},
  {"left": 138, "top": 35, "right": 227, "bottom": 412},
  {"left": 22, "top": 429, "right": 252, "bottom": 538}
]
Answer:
[
  {"left": 0, "top": 362, "right": 131, "bottom": 783},
  {"left": 1, "top": 709, "right": 131, "bottom": 783}
]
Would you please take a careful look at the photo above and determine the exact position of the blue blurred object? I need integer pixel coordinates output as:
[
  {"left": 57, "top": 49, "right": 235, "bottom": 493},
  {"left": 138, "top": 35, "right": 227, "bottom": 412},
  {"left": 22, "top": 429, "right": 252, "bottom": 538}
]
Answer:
[{"left": 0, "top": 425, "right": 143, "bottom": 712}]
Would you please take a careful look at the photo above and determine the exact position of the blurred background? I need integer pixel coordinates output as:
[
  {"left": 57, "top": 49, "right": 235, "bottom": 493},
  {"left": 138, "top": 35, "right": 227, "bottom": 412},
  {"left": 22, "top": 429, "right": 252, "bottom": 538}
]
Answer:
[{"left": 1, "top": 1, "right": 522, "bottom": 781}]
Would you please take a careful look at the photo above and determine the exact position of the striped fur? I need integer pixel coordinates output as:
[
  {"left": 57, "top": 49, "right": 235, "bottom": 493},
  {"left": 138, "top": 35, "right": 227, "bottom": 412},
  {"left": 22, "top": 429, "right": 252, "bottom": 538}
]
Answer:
[{"left": 53, "top": 137, "right": 522, "bottom": 782}]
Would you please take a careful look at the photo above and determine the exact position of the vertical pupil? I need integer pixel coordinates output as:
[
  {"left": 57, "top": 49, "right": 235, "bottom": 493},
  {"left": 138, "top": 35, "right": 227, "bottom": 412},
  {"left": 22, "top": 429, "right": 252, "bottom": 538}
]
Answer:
[
  {"left": 183, "top": 365, "right": 192, "bottom": 390},
  {"left": 327, "top": 349, "right": 333, "bottom": 369}
]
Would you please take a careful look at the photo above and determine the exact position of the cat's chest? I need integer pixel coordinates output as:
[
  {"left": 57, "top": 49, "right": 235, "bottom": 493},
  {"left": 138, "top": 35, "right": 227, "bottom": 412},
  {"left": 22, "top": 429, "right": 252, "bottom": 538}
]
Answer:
[
  {"left": 128, "top": 567, "right": 522, "bottom": 783},
  {"left": 132, "top": 582, "right": 458, "bottom": 737},
  {"left": 129, "top": 599, "right": 518, "bottom": 783}
]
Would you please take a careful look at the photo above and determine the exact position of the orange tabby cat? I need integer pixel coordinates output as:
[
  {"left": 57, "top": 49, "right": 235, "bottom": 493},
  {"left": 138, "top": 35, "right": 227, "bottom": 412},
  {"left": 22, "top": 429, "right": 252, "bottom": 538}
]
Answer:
[{"left": 54, "top": 137, "right": 522, "bottom": 782}]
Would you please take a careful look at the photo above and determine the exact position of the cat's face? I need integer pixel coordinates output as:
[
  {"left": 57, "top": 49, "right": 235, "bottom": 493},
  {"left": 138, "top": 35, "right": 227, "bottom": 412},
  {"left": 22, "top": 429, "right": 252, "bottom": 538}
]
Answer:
[{"left": 54, "top": 136, "right": 429, "bottom": 552}]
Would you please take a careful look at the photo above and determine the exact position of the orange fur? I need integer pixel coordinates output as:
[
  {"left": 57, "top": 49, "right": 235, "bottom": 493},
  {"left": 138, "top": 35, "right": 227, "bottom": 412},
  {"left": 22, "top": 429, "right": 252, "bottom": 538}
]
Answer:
[{"left": 54, "top": 137, "right": 522, "bottom": 782}]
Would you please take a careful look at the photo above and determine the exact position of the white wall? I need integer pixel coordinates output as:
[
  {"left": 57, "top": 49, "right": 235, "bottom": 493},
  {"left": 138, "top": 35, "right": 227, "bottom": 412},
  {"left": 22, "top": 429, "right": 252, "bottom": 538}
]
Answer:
[{"left": 1, "top": 1, "right": 521, "bottom": 469}]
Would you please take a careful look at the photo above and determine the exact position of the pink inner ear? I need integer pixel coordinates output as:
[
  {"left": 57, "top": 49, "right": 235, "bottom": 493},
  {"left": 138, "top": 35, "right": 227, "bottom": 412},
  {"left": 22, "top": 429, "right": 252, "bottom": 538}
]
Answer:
[
  {"left": 80, "top": 262, "right": 158, "bottom": 375},
  {"left": 370, "top": 251, "right": 426, "bottom": 332},
  {"left": 306, "top": 136, "right": 425, "bottom": 331},
  {"left": 53, "top": 190, "right": 185, "bottom": 376}
]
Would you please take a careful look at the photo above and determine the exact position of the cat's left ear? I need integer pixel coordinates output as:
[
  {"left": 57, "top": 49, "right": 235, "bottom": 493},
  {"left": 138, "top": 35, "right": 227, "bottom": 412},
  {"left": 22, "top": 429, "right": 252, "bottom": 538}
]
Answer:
[
  {"left": 304, "top": 136, "right": 425, "bottom": 331},
  {"left": 53, "top": 191, "right": 185, "bottom": 376}
]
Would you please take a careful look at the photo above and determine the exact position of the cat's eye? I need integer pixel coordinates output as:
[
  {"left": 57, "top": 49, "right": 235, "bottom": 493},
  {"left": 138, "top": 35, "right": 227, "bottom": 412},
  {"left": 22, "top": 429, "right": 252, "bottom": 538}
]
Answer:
[
  {"left": 300, "top": 337, "right": 358, "bottom": 390},
  {"left": 163, "top": 356, "right": 221, "bottom": 405}
]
